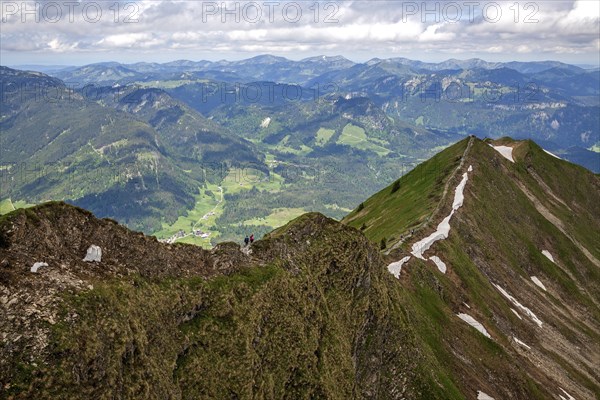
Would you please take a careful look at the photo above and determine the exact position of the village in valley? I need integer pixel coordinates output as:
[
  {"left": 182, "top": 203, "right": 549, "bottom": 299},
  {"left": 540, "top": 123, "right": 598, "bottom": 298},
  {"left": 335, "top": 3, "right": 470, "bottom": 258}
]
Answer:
[
  {"left": 158, "top": 210, "right": 216, "bottom": 244},
  {"left": 157, "top": 186, "right": 222, "bottom": 245},
  {"left": 159, "top": 227, "right": 212, "bottom": 244}
]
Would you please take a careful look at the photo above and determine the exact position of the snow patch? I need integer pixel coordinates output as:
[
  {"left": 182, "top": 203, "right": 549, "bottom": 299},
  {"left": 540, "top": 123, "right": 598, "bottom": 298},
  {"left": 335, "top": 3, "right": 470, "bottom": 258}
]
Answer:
[
  {"left": 558, "top": 387, "right": 576, "bottom": 400},
  {"left": 541, "top": 250, "right": 555, "bottom": 263},
  {"left": 387, "top": 256, "right": 411, "bottom": 279},
  {"left": 457, "top": 313, "right": 491, "bottom": 338},
  {"left": 83, "top": 245, "right": 102, "bottom": 262},
  {"left": 463, "top": 302, "right": 471, "bottom": 309},
  {"left": 468, "top": 165, "right": 473, "bottom": 172},
  {"left": 411, "top": 212, "right": 453, "bottom": 259},
  {"left": 494, "top": 284, "right": 543, "bottom": 327},
  {"left": 531, "top": 276, "right": 547, "bottom": 291},
  {"left": 510, "top": 308, "right": 523, "bottom": 320},
  {"left": 260, "top": 117, "right": 271, "bottom": 128},
  {"left": 489, "top": 144, "right": 515, "bottom": 163},
  {"left": 452, "top": 171, "right": 469, "bottom": 209},
  {"left": 513, "top": 337, "right": 531, "bottom": 350},
  {"left": 411, "top": 169, "right": 470, "bottom": 259},
  {"left": 477, "top": 391, "right": 495, "bottom": 400},
  {"left": 31, "top": 262, "right": 48, "bottom": 273},
  {"left": 543, "top": 149, "right": 562, "bottom": 160},
  {"left": 429, "top": 256, "right": 447, "bottom": 273}
]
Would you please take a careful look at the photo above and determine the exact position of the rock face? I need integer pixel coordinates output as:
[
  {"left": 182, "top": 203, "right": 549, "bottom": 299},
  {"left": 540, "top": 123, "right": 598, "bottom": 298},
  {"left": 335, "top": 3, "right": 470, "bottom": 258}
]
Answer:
[{"left": 0, "top": 202, "right": 239, "bottom": 399}]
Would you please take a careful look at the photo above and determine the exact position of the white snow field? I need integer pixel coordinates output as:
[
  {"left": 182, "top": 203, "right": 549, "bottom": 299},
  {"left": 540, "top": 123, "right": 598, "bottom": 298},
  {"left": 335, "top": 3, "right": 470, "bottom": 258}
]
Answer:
[
  {"left": 452, "top": 172, "right": 469, "bottom": 209},
  {"left": 543, "top": 149, "right": 562, "bottom": 159},
  {"left": 411, "top": 212, "right": 453, "bottom": 259},
  {"left": 541, "top": 249, "right": 555, "bottom": 263},
  {"left": 513, "top": 337, "right": 531, "bottom": 350},
  {"left": 490, "top": 145, "right": 515, "bottom": 163},
  {"left": 510, "top": 308, "right": 523, "bottom": 320},
  {"left": 83, "top": 245, "right": 102, "bottom": 262},
  {"left": 31, "top": 262, "right": 48, "bottom": 273},
  {"left": 411, "top": 168, "right": 471, "bottom": 259},
  {"left": 457, "top": 313, "right": 491, "bottom": 338},
  {"left": 429, "top": 256, "right": 447, "bottom": 273},
  {"left": 477, "top": 391, "right": 495, "bottom": 400},
  {"left": 558, "top": 387, "right": 576, "bottom": 400},
  {"left": 387, "top": 256, "right": 411, "bottom": 279},
  {"left": 260, "top": 117, "right": 271, "bottom": 128}
]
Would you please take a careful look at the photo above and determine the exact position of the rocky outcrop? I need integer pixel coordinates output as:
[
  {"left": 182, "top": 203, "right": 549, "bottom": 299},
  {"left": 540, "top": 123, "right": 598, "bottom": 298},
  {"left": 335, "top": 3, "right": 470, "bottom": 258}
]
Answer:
[
  {"left": 0, "top": 201, "right": 459, "bottom": 399},
  {"left": 0, "top": 202, "right": 250, "bottom": 397}
]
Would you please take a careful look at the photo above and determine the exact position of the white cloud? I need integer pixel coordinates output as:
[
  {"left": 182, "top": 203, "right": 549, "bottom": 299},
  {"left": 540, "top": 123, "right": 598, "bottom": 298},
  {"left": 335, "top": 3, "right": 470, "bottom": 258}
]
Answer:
[
  {"left": 486, "top": 46, "right": 504, "bottom": 53},
  {"left": 99, "top": 33, "right": 151, "bottom": 48},
  {"left": 419, "top": 23, "right": 456, "bottom": 42},
  {"left": 0, "top": 0, "right": 598, "bottom": 64},
  {"left": 568, "top": 0, "right": 600, "bottom": 20}
]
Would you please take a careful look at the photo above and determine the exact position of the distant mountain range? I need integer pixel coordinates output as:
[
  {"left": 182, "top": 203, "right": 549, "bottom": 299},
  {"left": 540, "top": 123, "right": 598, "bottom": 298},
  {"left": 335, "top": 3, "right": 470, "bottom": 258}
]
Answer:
[
  {"left": 10, "top": 57, "right": 596, "bottom": 95},
  {"left": 1, "top": 56, "right": 598, "bottom": 242},
  {"left": 14, "top": 56, "right": 599, "bottom": 81}
]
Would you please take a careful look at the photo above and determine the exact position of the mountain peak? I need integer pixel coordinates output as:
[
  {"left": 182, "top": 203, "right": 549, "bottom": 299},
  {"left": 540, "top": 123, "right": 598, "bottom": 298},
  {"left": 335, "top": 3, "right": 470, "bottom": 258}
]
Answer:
[
  {"left": 344, "top": 135, "right": 599, "bottom": 398},
  {"left": 240, "top": 54, "right": 290, "bottom": 64},
  {"left": 300, "top": 55, "right": 353, "bottom": 63}
]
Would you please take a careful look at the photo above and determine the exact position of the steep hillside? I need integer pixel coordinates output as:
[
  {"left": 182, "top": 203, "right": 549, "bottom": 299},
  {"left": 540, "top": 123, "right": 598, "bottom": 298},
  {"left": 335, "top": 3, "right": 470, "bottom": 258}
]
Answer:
[
  {"left": 346, "top": 136, "right": 600, "bottom": 399},
  {"left": 1, "top": 203, "right": 470, "bottom": 399},
  {"left": 343, "top": 137, "right": 470, "bottom": 243},
  {"left": 1, "top": 136, "right": 598, "bottom": 399}
]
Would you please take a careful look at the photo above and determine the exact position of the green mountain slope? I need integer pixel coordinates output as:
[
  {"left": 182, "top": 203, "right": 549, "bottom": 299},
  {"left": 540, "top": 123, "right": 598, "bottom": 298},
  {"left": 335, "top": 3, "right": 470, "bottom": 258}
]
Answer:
[
  {"left": 345, "top": 136, "right": 600, "bottom": 399},
  {"left": 343, "top": 137, "right": 470, "bottom": 243},
  {"left": 0, "top": 67, "right": 265, "bottom": 233},
  {"left": 1, "top": 136, "right": 598, "bottom": 399},
  {"left": 1, "top": 203, "right": 468, "bottom": 399}
]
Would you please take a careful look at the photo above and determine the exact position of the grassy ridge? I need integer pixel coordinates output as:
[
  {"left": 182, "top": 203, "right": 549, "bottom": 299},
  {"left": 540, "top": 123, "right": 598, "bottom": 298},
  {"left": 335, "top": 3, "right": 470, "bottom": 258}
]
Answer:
[
  {"left": 343, "top": 138, "right": 600, "bottom": 399},
  {"left": 3, "top": 137, "right": 598, "bottom": 399},
  {"left": 342, "top": 137, "right": 600, "bottom": 399},
  {"left": 343, "top": 138, "right": 469, "bottom": 243}
]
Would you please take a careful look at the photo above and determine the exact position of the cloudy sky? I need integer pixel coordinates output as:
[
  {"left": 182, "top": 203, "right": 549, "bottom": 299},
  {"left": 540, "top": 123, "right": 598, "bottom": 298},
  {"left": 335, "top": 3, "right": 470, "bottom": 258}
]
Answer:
[{"left": 1, "top": 0, "right": 599, "bottom": 65}]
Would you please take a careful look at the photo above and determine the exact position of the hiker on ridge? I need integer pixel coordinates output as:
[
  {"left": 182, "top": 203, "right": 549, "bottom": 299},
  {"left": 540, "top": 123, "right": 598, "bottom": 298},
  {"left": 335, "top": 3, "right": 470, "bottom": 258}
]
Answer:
[
  {"left": 244, "top": 236, "right": 249, "bottom": 246},
  {"left": 250, "top": 234, "right": 254, "bottom": 244}
]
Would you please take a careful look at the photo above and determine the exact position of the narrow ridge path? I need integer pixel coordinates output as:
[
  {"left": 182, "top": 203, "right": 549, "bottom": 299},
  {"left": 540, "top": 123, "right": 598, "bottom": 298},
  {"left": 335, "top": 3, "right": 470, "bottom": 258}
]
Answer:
[{"left": 385, "top": 136, "right": 474, "bottom": 255}]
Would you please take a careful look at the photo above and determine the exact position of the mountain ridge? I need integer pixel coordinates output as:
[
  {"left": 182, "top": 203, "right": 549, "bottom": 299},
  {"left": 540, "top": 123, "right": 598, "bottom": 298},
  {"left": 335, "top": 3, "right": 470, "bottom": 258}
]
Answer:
[
  {"left": 15, "top": 56, "right": 594, "bottom": 76},
  {"left": 1, "top": 136, "right": 599, "bottom": 399},
  {"left": 0, "top": 202, "right": 455, "bottom": 399},
  {"left": 346, "top": 136, "right": 600, "bottom": 398}
]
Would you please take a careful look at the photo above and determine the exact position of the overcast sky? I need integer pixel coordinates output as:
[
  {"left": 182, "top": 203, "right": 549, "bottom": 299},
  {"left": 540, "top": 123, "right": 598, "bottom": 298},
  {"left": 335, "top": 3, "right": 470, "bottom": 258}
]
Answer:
[{"left": 1, "top": 0, "right": 599, "bottom": 66}]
